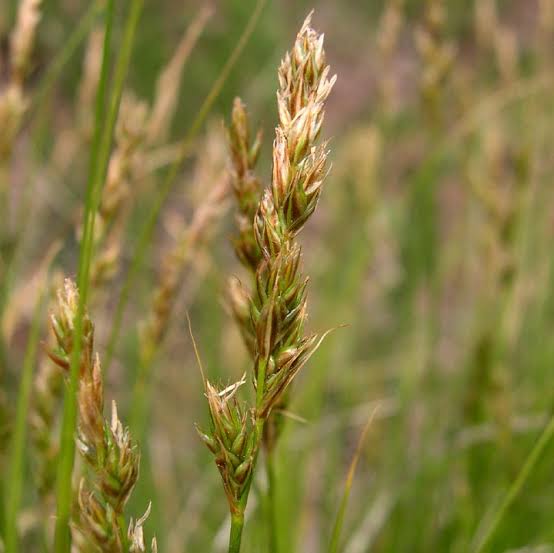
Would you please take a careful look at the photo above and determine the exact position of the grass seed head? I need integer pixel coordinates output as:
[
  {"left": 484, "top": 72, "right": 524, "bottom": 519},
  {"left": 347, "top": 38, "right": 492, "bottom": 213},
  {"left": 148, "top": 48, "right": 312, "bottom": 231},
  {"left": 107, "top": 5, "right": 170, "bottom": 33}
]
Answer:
[
  {"left": 227, "top": 97, "right": 264, "bottom": 272},
  {"left": 10, "top": 0, "right": 42, "bottom": 85},
  {"left": 197, "top": 377, "right": 256, "bottom": 515}
]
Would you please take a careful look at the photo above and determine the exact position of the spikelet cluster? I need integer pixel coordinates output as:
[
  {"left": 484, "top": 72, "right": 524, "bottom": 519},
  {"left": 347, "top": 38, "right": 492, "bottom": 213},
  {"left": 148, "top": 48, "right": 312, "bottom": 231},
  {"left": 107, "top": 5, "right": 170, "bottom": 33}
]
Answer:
[
  {"left": 196, "top": 377, "right": 256, "bottom": 515},
  {"left": 47, "top": 279, "right": 156, "bottom": 551},
  {"left": 30, "top": 275, "right": 66, "bottom": 505},
  {"left": 200, "top": 12, "right": 336, "bottom": 511},
  {"left": 376, "top": 0, "right": 404, "bottom": 113},
  {"left": 227, "top": 98, "right": 264, "bottom": 273},
  {"left": 226, "top": 11, "right": 335, "bottom": 450},
  {"left": 414, "top": 0, "right": 456, "bottom": 123},
  {"left": 249, "top": 12, "right": 334, "bottom": 428},
  {"left": 90, "top": 92, "right": 149, "bottom": 289},
  {"left": 0, "top": 0, "right": 42, "bottom": 160}
]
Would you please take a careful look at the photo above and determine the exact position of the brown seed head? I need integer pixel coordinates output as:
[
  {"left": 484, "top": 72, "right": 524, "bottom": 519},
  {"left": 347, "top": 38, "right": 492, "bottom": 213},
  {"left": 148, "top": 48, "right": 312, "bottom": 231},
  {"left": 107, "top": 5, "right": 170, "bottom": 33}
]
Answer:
[
  {"left": 197, "top": 377, "right": 257, "bottom": 514},
  {"left": 10, "top": 0, "right": 42, "bottom": 85}
]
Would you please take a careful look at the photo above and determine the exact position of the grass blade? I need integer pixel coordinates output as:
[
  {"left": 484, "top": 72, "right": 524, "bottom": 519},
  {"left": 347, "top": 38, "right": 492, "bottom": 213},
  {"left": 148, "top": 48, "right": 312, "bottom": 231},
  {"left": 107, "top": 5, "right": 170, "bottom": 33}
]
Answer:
[
  {"left": 52, "top": 1, "right": 115, "bottom": 548},
  {"left": 328, "top": 407, "right": 378, "bottom": 553},
  {"left": 472, "top": 412, "right": 554, "bottom": 553},
  {"left": 103, "top": 0, "right": 268, "bottom": 371},
  {"left": 53, "top": 0, "right": 147, "bottom": 545},
  {"left": 4, "top": 286, "right": 48, "bottom": 553}
]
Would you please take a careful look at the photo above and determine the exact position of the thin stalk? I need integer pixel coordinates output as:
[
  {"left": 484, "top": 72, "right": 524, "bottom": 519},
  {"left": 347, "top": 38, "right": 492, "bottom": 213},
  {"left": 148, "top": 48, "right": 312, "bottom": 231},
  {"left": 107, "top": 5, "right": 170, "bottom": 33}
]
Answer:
[
  {"left": 30, "top": 1, "right": 103, "bottom": 120},
  {"left": 54, "top": 0, "right": 146, "bottom": 545},
  {"left": 129, "top": 349, "right": 154, "bottom": 436},
  {"left": 229, "top": 513, "right": 245, "bottom": 553},
  {"left": 223, "top": 354, "right": 269, "bottom": 553},
  {"left": 103, "top": 0, "right": 268, "bottom": 371},
  {"left": 53, "top": 0, "right": 115, "bottom": 547},
  {"left": 266, "top": 450, "right": 278, "bottom": 553},
  {"left": 0, "top": 1, "right": 103, "bottom": 323},
  {"left": 472, "top": 412, "right": 554, "bottom": 553},
  {"left": 4, "top": 288, "right": 47, "bottom": 553},
  {"left": 328, "top": 408, "right": 377, "bottom": 553}
]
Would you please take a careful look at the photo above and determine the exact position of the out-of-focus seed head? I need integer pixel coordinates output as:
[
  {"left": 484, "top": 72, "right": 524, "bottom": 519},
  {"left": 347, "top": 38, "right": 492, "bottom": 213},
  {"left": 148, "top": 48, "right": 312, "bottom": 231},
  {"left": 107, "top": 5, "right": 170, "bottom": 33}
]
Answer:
[
  {"left": 0, "top": 85, "right": 27, "bottom": 160},
  {"left": 10, "top": 0, "right": 42, "bottom": 85},
  {"left": 227, "top": 97, "right": 264, "bottom": 273}
]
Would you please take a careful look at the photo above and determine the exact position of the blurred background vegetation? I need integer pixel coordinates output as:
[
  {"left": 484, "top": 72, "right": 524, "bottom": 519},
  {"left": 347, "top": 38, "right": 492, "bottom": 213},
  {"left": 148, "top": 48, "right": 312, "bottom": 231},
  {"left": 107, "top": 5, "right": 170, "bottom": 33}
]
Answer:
[{"left": 1, "top": 0, "right": 554, "bottom": 552}]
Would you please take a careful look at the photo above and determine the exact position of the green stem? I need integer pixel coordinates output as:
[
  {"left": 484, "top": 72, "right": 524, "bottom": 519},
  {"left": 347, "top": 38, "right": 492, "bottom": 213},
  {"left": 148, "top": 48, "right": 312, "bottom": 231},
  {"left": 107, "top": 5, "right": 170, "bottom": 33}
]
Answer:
[
  {"left": 228, "top": 513, "right": 245, "bottom": 553},
  {"left": 472, "top": 412, "right": 554, "bottom": 553},
  {"left": 53, "top": 2, "right": 115, "bottom": 549},
  {"left": 266, "top": 450, "right": 278, "bottom": 553},
  {"left": 4, "top": 289, "right": 46, "bottom": 553},
  {"left": 54, "top": 0, "right": 146, "bottom": 546},
  {"left": 129, "top": 348, "right": 154, "bottom": 436},
  {"left": 224, "top": 355, "right": 268, "bottom": 553}
]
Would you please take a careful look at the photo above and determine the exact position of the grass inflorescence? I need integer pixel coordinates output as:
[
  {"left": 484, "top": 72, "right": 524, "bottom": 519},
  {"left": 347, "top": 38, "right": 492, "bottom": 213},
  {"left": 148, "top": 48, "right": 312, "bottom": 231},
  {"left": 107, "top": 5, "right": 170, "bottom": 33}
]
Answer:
[{"left": 1, "top": 1, "right": 554, "bottom": 553}]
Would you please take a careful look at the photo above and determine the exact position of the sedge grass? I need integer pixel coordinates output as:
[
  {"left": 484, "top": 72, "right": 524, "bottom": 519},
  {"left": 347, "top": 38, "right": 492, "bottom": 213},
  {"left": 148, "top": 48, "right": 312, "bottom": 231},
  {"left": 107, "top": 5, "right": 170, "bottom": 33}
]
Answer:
[{"left": 472, "top": 412, "right": 554, "bottom": 553}]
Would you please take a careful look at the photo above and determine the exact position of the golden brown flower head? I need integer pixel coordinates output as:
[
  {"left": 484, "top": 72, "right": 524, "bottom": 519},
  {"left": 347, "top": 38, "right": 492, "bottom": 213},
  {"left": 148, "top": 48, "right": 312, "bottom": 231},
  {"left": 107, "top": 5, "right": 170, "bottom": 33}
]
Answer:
[{"left": 196, "top": 377, "right": 257, "bottom": 515}]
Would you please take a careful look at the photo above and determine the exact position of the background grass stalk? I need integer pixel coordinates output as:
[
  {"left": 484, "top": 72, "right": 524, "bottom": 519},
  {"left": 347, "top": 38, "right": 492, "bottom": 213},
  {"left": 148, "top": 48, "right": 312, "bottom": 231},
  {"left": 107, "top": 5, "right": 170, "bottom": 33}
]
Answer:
[
  {"left": 29, "top": 0, "right": 104, "bottom": 152},
  {"left": 265, "top": 449, "right": 278, "bottom": 553},
  {"left": 472, "top": 411, "right": 554, "bottom": 553},
  {"left": 103, "top": 0, "right": 268, "bottom": 371},
  {"left": 328, "top": 409, "right": 377, "bottom": 553},
  {"left": 53, "top": 0, "right": 146, "bottom": 546},
  {"left": 52, "top": 3, "right": 115, "bottom": 548},
  {"left": 4, "top": 288, "right": 46, "bottom": 553}
]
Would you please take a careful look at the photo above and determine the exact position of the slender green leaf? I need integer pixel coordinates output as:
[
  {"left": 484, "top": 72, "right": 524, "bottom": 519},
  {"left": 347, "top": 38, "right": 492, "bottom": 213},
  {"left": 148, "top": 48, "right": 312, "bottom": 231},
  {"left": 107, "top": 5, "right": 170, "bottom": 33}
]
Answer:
[
  {"left": 4, "top": 286, "right": 48, "bottom": 553},
  {"left": 328, "top": 407, "right": 378, "bottom": 553}
]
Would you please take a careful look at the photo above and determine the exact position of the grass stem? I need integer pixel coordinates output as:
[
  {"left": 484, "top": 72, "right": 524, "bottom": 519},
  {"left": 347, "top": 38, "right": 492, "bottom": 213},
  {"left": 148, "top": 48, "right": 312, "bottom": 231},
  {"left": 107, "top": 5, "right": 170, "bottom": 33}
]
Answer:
[
  {"left": 4, "top": 288, "right": 46, "bottom": 553},
  {"left": 472, "top": 412, "right": 554, "bottom": 553},
  {"left": 53, "top": 1, "right": 115, "bottom": 547},
  {"left": 266, "top": 450, "right": 278, "bottom": 553},
  {"left": 54, "top": 0, "right": 146, "bottom": 546},
  {"left": 228, "top": 513, "right": 245, "bottom": 553}
]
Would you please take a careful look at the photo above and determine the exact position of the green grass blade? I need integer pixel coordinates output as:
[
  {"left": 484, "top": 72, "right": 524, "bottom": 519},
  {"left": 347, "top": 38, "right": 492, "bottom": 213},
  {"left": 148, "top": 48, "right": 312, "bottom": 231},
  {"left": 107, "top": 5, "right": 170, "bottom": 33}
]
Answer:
[
  {"left": 472, "top": 412, "right": 554, "bottom": 553},
  {"left": 53, "top": 2, "right": 116, "bottom": 549},
  {"left": 4, "top": 286, "right": 48, "bottom": 553},
  {"left": 266, "top": 449, "right": 279, "bottom": 553},
  {"left": 103, "top": 0, "right": 268, "bottom": 371},
  {"left": 52, "top": 0, "right": 147, "bottom": 537},
  {"left": 328, "top": 408, "right": 378, "bottom": 553}
]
